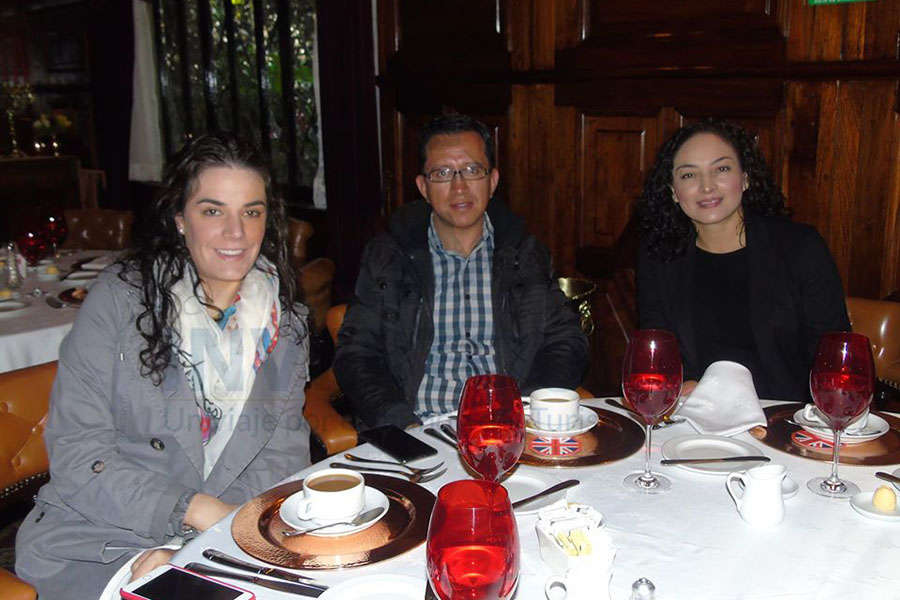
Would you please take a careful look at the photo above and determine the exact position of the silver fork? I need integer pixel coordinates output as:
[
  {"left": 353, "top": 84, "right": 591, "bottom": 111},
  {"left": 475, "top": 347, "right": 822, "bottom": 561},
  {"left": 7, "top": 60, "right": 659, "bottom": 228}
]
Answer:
[
  {"left": 342, "top": 453, "right": 445, "bottom": 476},
  {"left": 329, "top": 462, "right": 446, "bottom": 483}
]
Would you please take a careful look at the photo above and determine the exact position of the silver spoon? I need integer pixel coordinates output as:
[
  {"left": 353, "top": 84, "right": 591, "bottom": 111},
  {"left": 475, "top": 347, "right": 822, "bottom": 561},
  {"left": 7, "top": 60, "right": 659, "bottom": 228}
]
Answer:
[
  {"left": 329, "top": 462, "right": 447, "bottom": 483},
  {"left": 282, "top": 507, "right": 385, "bottom": 537}
]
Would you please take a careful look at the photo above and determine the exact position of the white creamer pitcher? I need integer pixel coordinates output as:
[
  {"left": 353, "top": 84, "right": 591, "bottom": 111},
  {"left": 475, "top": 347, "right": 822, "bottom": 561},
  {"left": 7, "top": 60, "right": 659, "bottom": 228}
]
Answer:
[{"left": 726, "top": 464, "right": 786, "bottom": 527}]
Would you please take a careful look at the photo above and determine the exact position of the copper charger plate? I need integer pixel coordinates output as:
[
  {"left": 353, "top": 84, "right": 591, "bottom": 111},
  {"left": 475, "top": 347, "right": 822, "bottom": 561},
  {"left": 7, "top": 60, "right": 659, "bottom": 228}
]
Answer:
[
  {"left": 231, "top": 474, "right": 435, "bottom": 569},
  {"left": 518, "top": 406, "right": 645, "bottom": 467},
  {"left": 750, "top": 403, "right": 900, "bottom": 466},
  {"left": 58, "top": 287, "right": 87, "bottom": 305}
]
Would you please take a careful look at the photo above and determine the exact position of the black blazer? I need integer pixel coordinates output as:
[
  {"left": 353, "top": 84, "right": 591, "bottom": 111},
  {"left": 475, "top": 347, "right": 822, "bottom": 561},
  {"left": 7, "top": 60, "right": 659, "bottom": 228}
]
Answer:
[{"left": 637, "top": 214, "right": 851, "bottom": 401}]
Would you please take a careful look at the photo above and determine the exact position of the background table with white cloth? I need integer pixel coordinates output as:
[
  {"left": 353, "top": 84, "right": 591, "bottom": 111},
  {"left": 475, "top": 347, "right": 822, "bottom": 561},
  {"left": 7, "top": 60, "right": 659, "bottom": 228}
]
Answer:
[
  {"left": 0, "top": 251, "right": 113, "bottom": 373},
  {"left": 169, "top": 399, "right": 900, "bottom": 599}
]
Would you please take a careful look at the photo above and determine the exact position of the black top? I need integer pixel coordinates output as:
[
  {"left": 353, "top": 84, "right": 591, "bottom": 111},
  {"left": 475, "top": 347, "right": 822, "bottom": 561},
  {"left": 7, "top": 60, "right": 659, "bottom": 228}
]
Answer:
[{"left": 692, "top": 247, "right": 766, "bottom": 395}]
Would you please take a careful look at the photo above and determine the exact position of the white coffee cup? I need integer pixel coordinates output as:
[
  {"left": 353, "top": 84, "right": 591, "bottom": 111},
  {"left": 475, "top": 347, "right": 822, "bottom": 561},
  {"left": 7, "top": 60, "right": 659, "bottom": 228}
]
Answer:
[
  {"left": 296, "top": 468, "right": 365, "bottom": 522},
  {"left": 530, "top": 388, "right": 581, "bottom": 431},
  {"left": 726, "top": 464, "right": 786, "bottom": 527}
]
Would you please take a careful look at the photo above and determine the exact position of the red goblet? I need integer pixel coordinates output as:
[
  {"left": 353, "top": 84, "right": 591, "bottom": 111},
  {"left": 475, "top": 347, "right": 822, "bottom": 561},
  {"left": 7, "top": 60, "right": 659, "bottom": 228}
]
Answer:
[
  {"left": 42, "top": 214, "right": 67, "bottom": 257},
  {"left": 806, "top": 331, "right": 874, "bottom": 498},
  {"left": 456, "top": 374, "right": 525, "bottom": 482},
  {"left": 622, "top": 329, "right": 682, "bottom": 493},
  {"left": 17, "top": 230, "right": 49, "bottom": 267},
  {"left": 426, "top": 479, "right": 519, "bottom": 600}
]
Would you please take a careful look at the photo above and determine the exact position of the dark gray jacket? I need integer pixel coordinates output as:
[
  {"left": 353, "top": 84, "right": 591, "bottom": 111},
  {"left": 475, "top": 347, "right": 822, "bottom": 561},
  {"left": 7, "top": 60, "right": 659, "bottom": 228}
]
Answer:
[
  {"left": 638, "top": 214, "right": 850, "bottom": 401},
  {"left": 334, "top": 199, "right": 589, "bottom": 428},
  {"left": 15, "top": 269, "right": 311, "bottom": 600}
]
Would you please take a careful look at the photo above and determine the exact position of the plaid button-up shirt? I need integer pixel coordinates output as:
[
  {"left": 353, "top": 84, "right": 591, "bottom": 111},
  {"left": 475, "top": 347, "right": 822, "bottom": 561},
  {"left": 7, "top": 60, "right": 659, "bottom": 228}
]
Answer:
[{"left": 415, "top": 215, "right": 498, "bottom": 418}]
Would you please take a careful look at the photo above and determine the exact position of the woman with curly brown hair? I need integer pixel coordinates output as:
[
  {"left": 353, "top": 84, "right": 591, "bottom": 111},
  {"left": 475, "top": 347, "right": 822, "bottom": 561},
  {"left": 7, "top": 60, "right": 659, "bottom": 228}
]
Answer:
[
  {"left": 636, "top": 119, "right": 849, "bottom": 401},
  {"left": 16, "top": 133, "right": 311, "bottom": 599}
]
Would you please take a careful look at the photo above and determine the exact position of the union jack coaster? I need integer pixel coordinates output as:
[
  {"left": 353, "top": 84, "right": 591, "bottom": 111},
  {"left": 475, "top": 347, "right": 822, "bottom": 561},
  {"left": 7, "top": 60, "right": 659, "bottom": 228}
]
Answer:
[
  {"left": 791, "top": 430, "right": 843, "bottom": 450},
  {"left": 529, "top": 436, "right": 582, "bottom": 457}
]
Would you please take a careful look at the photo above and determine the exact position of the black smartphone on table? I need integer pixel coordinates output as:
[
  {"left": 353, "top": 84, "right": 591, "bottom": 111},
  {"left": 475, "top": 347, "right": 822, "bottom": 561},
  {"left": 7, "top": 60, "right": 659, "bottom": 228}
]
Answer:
[{"left": 359, "top": 424, "right": 439, "bottom": 463}]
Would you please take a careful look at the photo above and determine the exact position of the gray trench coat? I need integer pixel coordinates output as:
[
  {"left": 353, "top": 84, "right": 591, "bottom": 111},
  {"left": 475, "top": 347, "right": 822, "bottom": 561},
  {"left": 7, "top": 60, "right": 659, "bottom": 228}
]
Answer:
[{"left": 15, "top": 269, "right": 311, "bottom": 599}]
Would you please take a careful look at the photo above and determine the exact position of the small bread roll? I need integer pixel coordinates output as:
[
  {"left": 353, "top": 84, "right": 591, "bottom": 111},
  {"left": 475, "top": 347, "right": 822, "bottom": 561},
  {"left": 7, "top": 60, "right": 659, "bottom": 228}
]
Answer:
[{"left": 872, "top": 485, "right": 897, "bottom": 513}]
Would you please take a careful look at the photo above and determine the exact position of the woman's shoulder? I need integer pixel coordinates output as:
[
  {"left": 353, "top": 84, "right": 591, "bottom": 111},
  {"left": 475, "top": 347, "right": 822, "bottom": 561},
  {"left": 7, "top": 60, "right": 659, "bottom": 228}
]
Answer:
[{"left": 752, "top": 214, "right": 822, "bottom": 242}]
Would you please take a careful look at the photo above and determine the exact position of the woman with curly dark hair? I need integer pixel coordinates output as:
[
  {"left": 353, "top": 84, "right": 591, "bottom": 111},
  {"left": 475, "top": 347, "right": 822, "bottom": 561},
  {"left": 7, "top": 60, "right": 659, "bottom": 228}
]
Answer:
[
  {"left": 16, "top": 133, "right": 312, "bottom": 599},
  {"left": 636, "top": 119, "right": 849, "bottom": 401}
]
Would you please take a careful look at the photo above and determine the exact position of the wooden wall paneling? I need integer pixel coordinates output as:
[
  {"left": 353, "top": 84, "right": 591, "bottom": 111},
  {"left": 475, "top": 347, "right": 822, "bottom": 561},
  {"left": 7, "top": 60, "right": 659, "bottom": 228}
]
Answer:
[
  {"left": 783, "top": 82, "right": 824, "bottom": 222},
  {"left": 882, "top": 105, "right": 900, "bottom": 298},
  {"left": 528, "top": 85, "right": 558, "bottom": 251},
  {"left": 786, "top": 0, "right": 900, "bottom": 62},
  {"left": 846, "top": 81, "right": 897, "bottom": 297},
  {"left": 862, "top": 0, "right": 900, "bottom": 60},
  {"left": 506, "top": 86, "right": 532, "bottom": 224},
  {"left": 576, "top": 114, "right": 658, "bottom": 252},
  {"left": 554, "top": 0, "right": 582, "bottom": 50},
  {"left": 553, "top": 103, "right": 579, "bottom": 275}
]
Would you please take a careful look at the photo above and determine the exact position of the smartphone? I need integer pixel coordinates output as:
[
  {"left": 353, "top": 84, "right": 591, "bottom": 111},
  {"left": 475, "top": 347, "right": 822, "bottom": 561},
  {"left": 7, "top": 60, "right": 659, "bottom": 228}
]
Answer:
[
  {"left": 121, "top": 564, "right": 254, "bottom": 600},
  {"left": 360, "top": 424, "right": 439, "bottom": 463}
]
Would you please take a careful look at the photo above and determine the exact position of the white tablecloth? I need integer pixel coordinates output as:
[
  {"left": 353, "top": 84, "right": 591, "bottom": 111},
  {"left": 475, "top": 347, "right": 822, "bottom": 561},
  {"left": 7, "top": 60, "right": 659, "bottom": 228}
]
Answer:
[
  {"left": 0, "top": 251, "right": 112, "bottom": 373},
  {"left": 170, "top": 399, "right": 900, "bottom": 599}
]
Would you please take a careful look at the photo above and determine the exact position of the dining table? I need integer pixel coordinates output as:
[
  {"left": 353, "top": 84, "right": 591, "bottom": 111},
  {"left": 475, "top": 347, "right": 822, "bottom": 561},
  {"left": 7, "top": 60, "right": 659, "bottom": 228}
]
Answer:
[
  {"left": 0, "top": 250, "right": 115, "bottom": 373},
  {"left": 166, "top": 398, "right": 900, "bottom": 600}
]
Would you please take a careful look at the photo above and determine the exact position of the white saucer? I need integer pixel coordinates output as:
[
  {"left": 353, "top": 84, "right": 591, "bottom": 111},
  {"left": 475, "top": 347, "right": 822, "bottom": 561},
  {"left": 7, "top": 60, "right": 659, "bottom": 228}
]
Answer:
[
  {"left": 525, "top": 405, "right": 598, "bottom": 437},
  {"left": 279, "top": 486, "right": 389, "bottom": 537},
  {"left": 792, "top": 409, "right": 889, "bottom": 444},
  {"left": 318, "top": 575, "right": 427, "bottom": 600},
  {"left": 850, "top": 491, "right": 900, "bottom": 522},
  {"left": 661, "top": 435, "right": 767, "bottom": 475},
  {"left": 64, "top": 271, "right": 97, "bottom": 281},
  {"left": 504, "top": 472, "right": 567, "bottom": 514},
  {"left": 0, "top": 298, "right": 30, "bottom": 315}
]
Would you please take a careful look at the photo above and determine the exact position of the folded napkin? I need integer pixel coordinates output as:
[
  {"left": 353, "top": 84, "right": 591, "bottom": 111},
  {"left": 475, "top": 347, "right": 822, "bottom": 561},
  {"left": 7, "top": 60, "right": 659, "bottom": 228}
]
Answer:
[
  {"left": 800, "top": 404, "right": 869, "bottom": 434},
  {"left": 81, "top": 254, "right": 117, "bottom": 271},
  {"left": 678, "top": 361, "right": 766, "bottom": 436}
]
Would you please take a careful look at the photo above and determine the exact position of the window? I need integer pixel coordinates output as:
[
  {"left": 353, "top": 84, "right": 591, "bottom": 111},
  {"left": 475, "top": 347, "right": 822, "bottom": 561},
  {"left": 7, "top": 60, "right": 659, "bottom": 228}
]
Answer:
[{"left": 152, "top": 0, "right": 318, "bottom": 205}]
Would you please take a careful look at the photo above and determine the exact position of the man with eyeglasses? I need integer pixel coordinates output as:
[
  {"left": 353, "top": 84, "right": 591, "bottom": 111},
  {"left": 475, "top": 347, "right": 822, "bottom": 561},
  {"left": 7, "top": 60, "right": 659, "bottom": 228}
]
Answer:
[{"left": 335, "top": 114, "right": 589, "bottom": 428}]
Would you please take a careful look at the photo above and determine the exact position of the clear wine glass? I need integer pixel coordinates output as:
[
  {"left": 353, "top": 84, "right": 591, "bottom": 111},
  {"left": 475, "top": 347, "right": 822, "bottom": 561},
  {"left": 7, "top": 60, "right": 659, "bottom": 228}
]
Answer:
[
  {"left": 426, "top": 479, "right": 519, "bottom": 600},
  {"left": 622, "top": 329, "right": 683, "bottom": 493},
  {"left": 806, "top": 331, "right": 874, "bottom": 498},
  {"left": 456, "top": 374, "right": 525, "bottom": 482}
]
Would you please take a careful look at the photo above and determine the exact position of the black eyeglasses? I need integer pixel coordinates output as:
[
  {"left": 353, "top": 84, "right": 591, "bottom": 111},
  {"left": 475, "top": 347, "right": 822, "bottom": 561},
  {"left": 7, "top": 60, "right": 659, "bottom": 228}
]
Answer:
[{"left": 424, "top": 164, "right": 489, "bottom": 183}]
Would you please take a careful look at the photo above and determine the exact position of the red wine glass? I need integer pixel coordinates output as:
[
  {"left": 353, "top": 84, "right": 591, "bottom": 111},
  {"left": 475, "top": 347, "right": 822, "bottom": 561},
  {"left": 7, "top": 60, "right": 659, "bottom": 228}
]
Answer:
[
  {"left": 806, "top": 331, "right": 874, "bottom": 498},
  {"left": 42, "top": 214, "right": 67, "bottom": 257},
  {"left": 456, "top": 374, "right": 525, "bottom": 482},
  {"left": 622, "top": 329, "right": 682, "bottom": 493},
  {"left": 427, "top": 479, "right": 519, "bottom": 600},
  {"left": 17, "top": 230, "right": 49, "bottom": 267}
]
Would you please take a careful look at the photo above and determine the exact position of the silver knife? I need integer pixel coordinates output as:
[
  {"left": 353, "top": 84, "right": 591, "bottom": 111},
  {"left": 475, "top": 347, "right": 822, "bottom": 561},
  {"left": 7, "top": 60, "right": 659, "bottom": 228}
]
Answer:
[
  {"left": 660, "top": 455, "right": 770, "bottom": 465},
  {"left": 202, "top": 548, "right": 321, "bottom": 584},
  {"left": 440, "top": 423, "right": 458, "bottom": 442},
  {"left": 512, "top": 479, "right": 579, "bottom": 509},
  {"left": 424, "top": 427, "right": 457, "bottom": 449},
  {"left": 185, "top": 562, "right": 327, "bottom": 597}
]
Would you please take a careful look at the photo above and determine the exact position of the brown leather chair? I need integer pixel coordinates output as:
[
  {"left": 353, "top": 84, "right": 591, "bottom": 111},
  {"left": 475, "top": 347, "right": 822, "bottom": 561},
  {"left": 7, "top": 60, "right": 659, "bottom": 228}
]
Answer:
[
  {"left": 0, "top": 569, "right": 35, "bottom": 600},
  {"left": 0, "top": 361, "right": 56, "bottom": 600},
  {"left": 304, "top": 304, "right": 357, "bottom": 455},
  {"left": 61, "top": 209, "right": 134, "bottom": 250},
  {"left": 845, "top": 297, "right": 900, "bottom": 388},
  {"left": 288, "top": 218, "right": 335, "bottom": 334},
  {"left": 302, "top": 304, "right": 593, "bottom": 455}
]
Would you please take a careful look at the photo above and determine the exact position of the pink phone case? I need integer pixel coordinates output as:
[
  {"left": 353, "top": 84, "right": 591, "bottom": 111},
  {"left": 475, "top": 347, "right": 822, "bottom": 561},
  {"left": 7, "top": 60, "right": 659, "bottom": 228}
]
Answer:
[{"left": 120, "top": 564, "right": 255, "bottom": 600}]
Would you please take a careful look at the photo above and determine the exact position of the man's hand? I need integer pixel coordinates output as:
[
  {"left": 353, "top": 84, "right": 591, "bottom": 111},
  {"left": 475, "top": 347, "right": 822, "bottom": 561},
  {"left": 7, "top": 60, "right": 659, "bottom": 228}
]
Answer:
[
  {"left": 129, "top": 548, "right": 176, "bottom": 582},
  {"left": 680, "top": 379, "right": 699, "bottom": 399},
  {"left": 183, "top": 493, "right": 237, "bottom": 532}
]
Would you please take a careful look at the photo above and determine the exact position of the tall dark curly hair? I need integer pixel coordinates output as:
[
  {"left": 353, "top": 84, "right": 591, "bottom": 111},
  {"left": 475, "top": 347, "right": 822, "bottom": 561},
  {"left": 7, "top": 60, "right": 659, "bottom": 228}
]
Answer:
[
  {"left": 119, "top": 133, "right": 299, "bottom": 385},
  {"left": 638, "top": 118, "right": 789, "bottom": 261}
]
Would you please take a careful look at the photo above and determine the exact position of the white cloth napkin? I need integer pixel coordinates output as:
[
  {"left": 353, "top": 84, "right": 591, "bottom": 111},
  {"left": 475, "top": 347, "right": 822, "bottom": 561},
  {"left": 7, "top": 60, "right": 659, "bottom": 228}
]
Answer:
[
  {"left": 82, "top": 254, "right": 117, "bottom": 270},
  {"left": 678, "top": 361, "right": 766, "bottom": 436}
]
